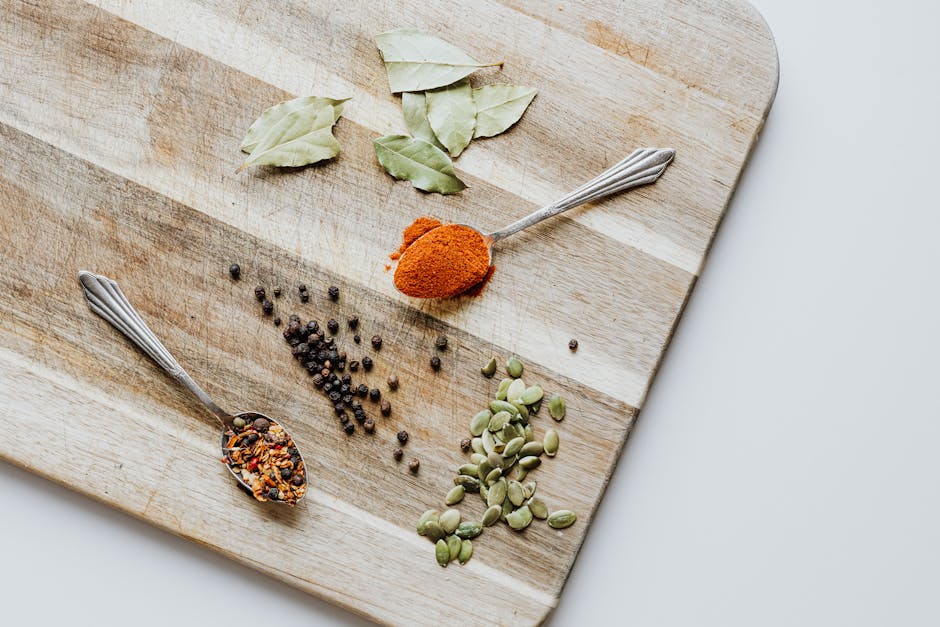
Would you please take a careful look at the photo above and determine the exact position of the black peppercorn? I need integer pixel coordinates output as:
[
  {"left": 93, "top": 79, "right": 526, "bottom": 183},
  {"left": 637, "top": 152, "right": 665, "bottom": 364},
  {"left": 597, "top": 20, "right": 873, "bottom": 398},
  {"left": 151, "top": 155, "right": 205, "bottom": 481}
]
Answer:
[
  {"left": 262, "top": 299, "right": 274, "bottom": 315},
  {"left": 371, "top": 335, "right": 382, "bottom": 349},
  {"left": 280, "top": 467, "right": 292, "bottom": 480},
  {"left": 312, "top": 374, "right": 323, "bottom": 386},
  {"left": 254, "top": 286, "right": 266, "bottom": 301},
  {"left": 362, "top": 356, "right": 373, "bottom": 371},
  {"left": 408, "top": 458, "right": 420, "bottom": 474},
  {"left": 430, "top": 355, "right": 441, "bottom": 371},
  {"left": 327, "top": 318, "right": 339, "bottom": 333},
  {"left": 334, "top": 403, "right": 345, "bottom": 416},
  {"left": 328, "top": 285, "right": 339, "bottom": 300},
  {"left": 357, "top": 383, "right": 369, "bottom": 397},
  {"left": 397, "top": 430, "right": 409, "bottom": 444},
  {"left": 435, "top": 335, "right": 448, "bottom": 350},
  {"left": 393, "top": 448, "right": 403, "bottom": 461},
  {"left": 347, "top": 316, "right": 359, "bottom": 329},
  {"left": 298, "top": 283, "right": 307, "bottom": 293},
  {"left": 380, "top": 400, "right": 391, "bottom": 416},
  {"left": 300, "top": 291, "right": 309, "bottom": 303},
  {"left": 353, "top": 334, "right": 361, "bottom": 344},
  {"left": 568, "top": 338, "right": 579, "bottom": 351},
  {"left": 273, "top": 286, "right": 281, "bottom": 297},
  {"left": 289, "top": 314, "right": 301, "bottom": 324},
  {"left": 341, "top": 374, "right": 352, "bottom": 385},
  {"left": 354, "top": 410, "right": 366, "bottom": 423},
  {"left": 292, "top": 474, "right": 304, "bottom": 486},
  {"left": 341, "top": 394, "right": 353, "bottom": 405},
  {"left": 460, "top": 438, "right": 472, "bottom": 452},
  {"left": 306, "top": 320, "right": 319, "bottom": 334},
  {"left": 246, "top": 433, "right": 259, "bottom": 444},
  {"left": 274, "top": 316, "right": 282, "bottom": 326},
  {"left": 323, "top": 382, "right": 333, "bottom": 393},
  {"left": 387, "top": 374, "right": 399, "bottom": 390},
  {"left": 363, "top": 417, "right": 375, "bottom": 433},
  {"left": 348, "top": 360, "right": 360, "bottom": 372},
  {"left": 343, "top": 422, "right": 355, "bottom": 435},
  {"left": 369, "top": 388, "right": 380, "bottom": 402},
  {"left": 328, "top": 391, "right": 341, "bottom": 403},
  {"left": 267, "top": 488, "right": 280, "bottom": 500},
  {"left": 228, "top": 263, "right": 241, "bottom": 280},
  {"left": 350, "top": 399, "right": 361, "bottom": 411}
]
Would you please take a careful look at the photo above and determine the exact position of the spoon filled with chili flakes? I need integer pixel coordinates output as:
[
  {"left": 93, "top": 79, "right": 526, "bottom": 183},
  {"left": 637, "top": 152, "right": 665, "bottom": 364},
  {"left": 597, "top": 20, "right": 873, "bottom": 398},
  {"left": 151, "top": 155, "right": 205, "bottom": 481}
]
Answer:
[{"left": 78, "top": 271, "right": 307, "bottom": 505}]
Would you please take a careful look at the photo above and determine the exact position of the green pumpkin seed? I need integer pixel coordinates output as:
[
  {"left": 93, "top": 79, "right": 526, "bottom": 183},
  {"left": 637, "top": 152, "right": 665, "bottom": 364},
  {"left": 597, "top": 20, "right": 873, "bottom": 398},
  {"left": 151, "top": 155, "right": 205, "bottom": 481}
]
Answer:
[
  {"left": 417, "top": 509, "right": 440, "bottom": 536},
  {"left": 500, "top": 498, "right": 513, "bottom": 522},
  {"left": 481, "top": 429, "right": 497, "bottom": 454},
  {"left": 506, "top": 378, "right": 526, "bottom": 403},
  {"left": 547, "top": 510, "right": 577, "bottom": 529},
  {"left": 507, "top": 480, "right": 525, "bottom": 506},
  {"left": 485, "top": 467, "right": 502, "bottom": 485},
  {"left": 447, "top": 534, "right": 462, "bottom": 560},
  {"left": 503, "top": 436, "right": 525, "bottom": 457},
  {"left": 458, "top": 463, "right": 479, "bottom": 477},
  {"left": 527, "top": 497, "right": 548, "bottom": 519},
  {"left": 477, "top": 458, "right": 493, "bottom": 482},
  {"left": 519, "top": 441, "right": 544, "bottom": 457},
  {"left": 458, "top": 539, "right": 473, "bottom": 564},
  {"left": 511, "top": 402, "right": 529, "bottom": 422},
  {"left": 506, "top": 505, "right": 533, "bottom": 530},
  {"left": 500, "top": 423, "right": 521, "bottom": 443},
  {"left": 454, "top": 475, "right": 480, "bottom": 493},
  {"left": 445, "top": 485, "right": 465, "bottom": 505},
  {"left": 523, "top": 481, "right": 537, "bottom": 499},
  {"left": 456, "top": 521, "right": 482, "bottom": 539},
  {"left": 488, "top": 410, "right": 511, "bottom": 432},
  {"left": 471, "top": 437, "right": 485, "bottom": 454},
  {"left": 530, "top": 399, "right": 542, "bottom": 414},
  {"left": 482, "top": 504, "right": 502, "bottom": 526},
  {"left": 470, "top": 452, "right": 486, "bottom": 465},
  {"left": 543, "top": 429, "right": 559, "bottom": 457},
  {"left": 440, "top": 509, "right": 461, "bottom": 534},
  {"left": 506, "top": 356, "right": 524, "bottom": 378},
  {"left": 524, "top": 424, "right": 534, "bottom": 442},
  {"left": 487, "top": 478, "right": 507, "bottom": 507},
  {"left": 496, "top": 378, "right": 513, "bottom": 400},
  {"left": 425, "top": 520, "right": 445, "bottom": 542},
  {"left": 481, "top": 358, "right": 497, "bottom": 378},
  {"left": 435, "top": 539, "right": 450, "bottom": 566},
  {"left": 516, "top": 467, "right": 528, "bottom": 482},
  {"left": 470, "top": 410, "right": 492, "bottom": 436},
  {"left": 487, "top": 451, "right": 505, "bottom": 469},
  {"left": 520, "top": 385, "right": 544, "bottom": 405},
  {"left": 519, "top": 456, "right": 541, "bottom": 470},
  {"left": 548, "top": 394, "right": 566, "bottom": 421},
  {"left": 489, "top": 399, "right": 519, "bottom": 416}
]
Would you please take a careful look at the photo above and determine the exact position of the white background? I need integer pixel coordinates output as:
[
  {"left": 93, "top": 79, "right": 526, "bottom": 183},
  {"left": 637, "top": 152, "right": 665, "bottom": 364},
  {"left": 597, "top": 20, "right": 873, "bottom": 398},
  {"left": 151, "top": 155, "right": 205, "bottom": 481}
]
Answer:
[{"left": 2, "top": 0, "right": 939, "bottom": 624}]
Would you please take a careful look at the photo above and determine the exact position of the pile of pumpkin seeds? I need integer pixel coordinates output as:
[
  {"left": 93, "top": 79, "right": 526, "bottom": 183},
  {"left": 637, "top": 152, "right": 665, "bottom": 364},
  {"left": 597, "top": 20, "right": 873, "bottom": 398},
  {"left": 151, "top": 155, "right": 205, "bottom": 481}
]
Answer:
[{"left": 417, "top": 355, "right": 577, "bottom": 567}]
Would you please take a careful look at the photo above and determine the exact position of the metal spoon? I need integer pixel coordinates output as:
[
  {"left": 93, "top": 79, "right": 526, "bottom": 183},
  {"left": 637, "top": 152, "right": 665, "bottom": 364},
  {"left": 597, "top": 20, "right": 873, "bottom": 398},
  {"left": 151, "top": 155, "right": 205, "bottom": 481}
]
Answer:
[
  {"left": 77, "top": 271, "right": 307, "bottom": 505},
  {"left": 396, "top": 147, "right": 676, "bottom": 298}
]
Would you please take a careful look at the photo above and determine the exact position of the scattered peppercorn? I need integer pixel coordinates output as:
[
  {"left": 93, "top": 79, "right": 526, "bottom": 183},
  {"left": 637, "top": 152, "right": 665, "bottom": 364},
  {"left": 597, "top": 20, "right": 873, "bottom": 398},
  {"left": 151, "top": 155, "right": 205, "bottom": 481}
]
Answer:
[
  {"left": 347, "top": 316, "right": 359, "bottom": 329},
  {"left": 363, "top": 417, "right": 375, "bottom": 433},
  {"left": 362, "top": 356, "right": 373, "bottom": 371},
  {"left": 369, "top": 388, "right": 381, "bottom": 402},
  {"left": 267, "top": 487, "right": 279, "bottom": 500},
  {"left": 408, "top": 458, "right": 420, "bottom": 473},
  {"left": 430, "top": 355, "right": 441, "bottom": 371},
  {"left": 262, "top": 299, "right": 274, "bottom": 315},
  {"left": 298, "top": 283, "right": 307, "bottom": 292},
  {"left": 387, "top": 374, "right": 399, "bottom": 391},
  {"left": 349, "top": 360, "right": 360, "bottom": 372},
  {"left": 357, "top": 383, "right": 369, "bottom": 397},
  {"left": 328, "top": 285, "right": 339, "bottom": 300},
  {"left": 568, "top": 338, "right": 579, "bottom": 351},
  {"left": 292, "top": 474, "right": 304, "bottom": 486},
  {"left": 280, "top": 467, "right": 292, "bottom": 480},
  {"left": 273, "top": 286, "right": 281, "bottom": 298},
  {"left": 254, "top": 286, "right": 266, "bottom": 301},
  {"left": 393, "top": 448, "right": 403, "bottom": 461},
  {"left": 343, "top": 422, "right": 355, "bottom": 435},
  {"left": 229, "top": 263, "right": 241, "bottom": 280},
  {"left": 353, "top": 334, "right": 361, "bottom": 344},
  {"left": 435, "top": 335, "right": 448, "bottom": 350},
  {"left": 397, "top": 430, "right": 409, "bottom": 444},
  {"left": 274, "top": 316, "right": 282, "bottom": 326},
  {"left": 371, "top": 335, "right": 382, "bottom": 349},
  {"left": 380, "top": 400, "right": 391, "bottom": 416},
  {"left": 327, "top": 318, "right": 339, "bottom": 334},
  {"left": 460, "top": 438, "right": 472, "bottom": 452}
]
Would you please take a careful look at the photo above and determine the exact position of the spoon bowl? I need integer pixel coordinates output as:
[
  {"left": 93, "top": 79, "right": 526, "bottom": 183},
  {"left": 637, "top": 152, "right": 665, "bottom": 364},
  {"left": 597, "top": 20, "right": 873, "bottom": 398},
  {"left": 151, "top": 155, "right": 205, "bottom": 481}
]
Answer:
[{"left": 78, "top": 271, "right": 308, "bottom": 505}]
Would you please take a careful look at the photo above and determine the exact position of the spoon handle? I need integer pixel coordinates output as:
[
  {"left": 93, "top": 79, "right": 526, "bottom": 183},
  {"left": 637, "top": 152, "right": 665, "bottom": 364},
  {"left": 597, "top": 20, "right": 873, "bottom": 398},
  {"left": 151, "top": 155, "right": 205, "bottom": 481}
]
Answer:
[
  {"left": 77, "top": 271, "right": 232, "bottom": 426},
  {"left": 487, "top": 147, "right": 676, "bottom": 243}
]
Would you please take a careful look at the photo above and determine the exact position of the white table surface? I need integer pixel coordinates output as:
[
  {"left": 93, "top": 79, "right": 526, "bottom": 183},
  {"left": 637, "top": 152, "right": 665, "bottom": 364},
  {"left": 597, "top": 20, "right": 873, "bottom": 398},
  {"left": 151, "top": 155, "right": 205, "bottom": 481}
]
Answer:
[{"left": 3, "top": 0, "right": 939, "bottom": 624}]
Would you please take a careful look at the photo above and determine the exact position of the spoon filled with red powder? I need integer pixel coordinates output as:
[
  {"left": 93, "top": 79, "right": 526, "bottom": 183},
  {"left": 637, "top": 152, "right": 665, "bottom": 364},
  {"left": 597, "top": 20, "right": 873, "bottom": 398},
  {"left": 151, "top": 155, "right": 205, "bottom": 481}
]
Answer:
[{"left": 392, "top": 148, "right": 676, "bottom": 299}]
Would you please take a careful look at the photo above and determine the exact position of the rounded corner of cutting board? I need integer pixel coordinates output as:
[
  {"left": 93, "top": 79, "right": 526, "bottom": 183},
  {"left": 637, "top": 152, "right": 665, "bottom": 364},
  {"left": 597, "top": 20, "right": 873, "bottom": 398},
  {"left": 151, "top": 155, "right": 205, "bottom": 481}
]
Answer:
[{"left": 737, "top": 0, "right": 781, "bottom": 116}]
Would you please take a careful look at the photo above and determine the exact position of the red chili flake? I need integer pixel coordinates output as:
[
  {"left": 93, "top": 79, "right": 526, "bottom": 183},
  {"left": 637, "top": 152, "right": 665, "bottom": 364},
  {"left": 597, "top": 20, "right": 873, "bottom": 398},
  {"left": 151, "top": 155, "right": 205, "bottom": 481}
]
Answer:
[{"left": 247, "top": 457, "right": 259, "bottom": 471}]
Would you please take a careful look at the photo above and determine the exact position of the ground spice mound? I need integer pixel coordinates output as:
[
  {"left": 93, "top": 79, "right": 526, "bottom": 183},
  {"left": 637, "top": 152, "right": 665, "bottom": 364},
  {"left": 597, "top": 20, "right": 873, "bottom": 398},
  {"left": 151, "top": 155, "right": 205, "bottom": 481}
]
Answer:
[
  {"left": 394, "top": 224, "right": 491, "bottom": 298},
  {"left": 390, "top": 217, "right": 442, "bottom": 260}
]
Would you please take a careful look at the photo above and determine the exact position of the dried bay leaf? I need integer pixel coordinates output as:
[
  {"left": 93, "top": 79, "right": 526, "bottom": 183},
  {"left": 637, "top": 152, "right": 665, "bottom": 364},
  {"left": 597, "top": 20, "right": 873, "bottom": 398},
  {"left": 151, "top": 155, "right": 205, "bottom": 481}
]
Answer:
[
  {"left": 401, "top": 92, "right": 445, "bottom": 151},
  {"left": 373, "top": 135, "right": 467, "bottom": 194},
  {"left": 472, "top": 84, "right": 537, "bottom": 138},
  {"left": 375, "top": 28, "right": 501, "bottom": 93},
  {"left": 238, "top": 102, "right": 341, "bottom": 171},
  {"left": 426, "top": 79, "right": 476, "bottom": 157},
  {"left": 240, "top": 96, "right": 349, "bottom": 153}
]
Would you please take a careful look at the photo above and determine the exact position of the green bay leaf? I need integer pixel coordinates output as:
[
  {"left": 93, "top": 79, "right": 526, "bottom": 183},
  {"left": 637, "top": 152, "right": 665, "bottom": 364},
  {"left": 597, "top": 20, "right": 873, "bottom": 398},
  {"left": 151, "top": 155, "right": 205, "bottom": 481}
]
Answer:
[
  {"left": 239, "top": 104, "right": 340, "bottom": 171},
  {"left": 240, "top": 96, "right": 349, "bottom": 153},
  {"left": 375, "top": 28, "right": 501, "bottom": 93},
  {"left": 373, "top": 134, "right": 466, "bottom": 195},
  {"left": 401, "top": 92, "right": 445, "bottom": 151},
  {"left": 426, "top": 79, "right": 475, "bottom": 157},
  {"left": 472, "top": 84, "right": 537, "bottom": 138}
]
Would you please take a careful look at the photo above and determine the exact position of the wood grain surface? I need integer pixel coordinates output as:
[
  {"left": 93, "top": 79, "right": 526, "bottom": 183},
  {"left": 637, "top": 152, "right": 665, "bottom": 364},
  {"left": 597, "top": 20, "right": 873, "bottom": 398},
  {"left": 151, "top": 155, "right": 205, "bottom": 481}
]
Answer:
[{"left": 0, "top": 1, "right": 777, "bottom": 624}]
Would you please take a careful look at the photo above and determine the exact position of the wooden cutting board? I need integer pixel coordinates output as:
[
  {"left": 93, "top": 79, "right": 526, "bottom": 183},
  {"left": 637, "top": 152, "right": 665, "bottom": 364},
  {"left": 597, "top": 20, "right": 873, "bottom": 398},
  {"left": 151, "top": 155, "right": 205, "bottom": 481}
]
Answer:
[{"left": 0, "top": 0, "right": 777, "bottom": 624}]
